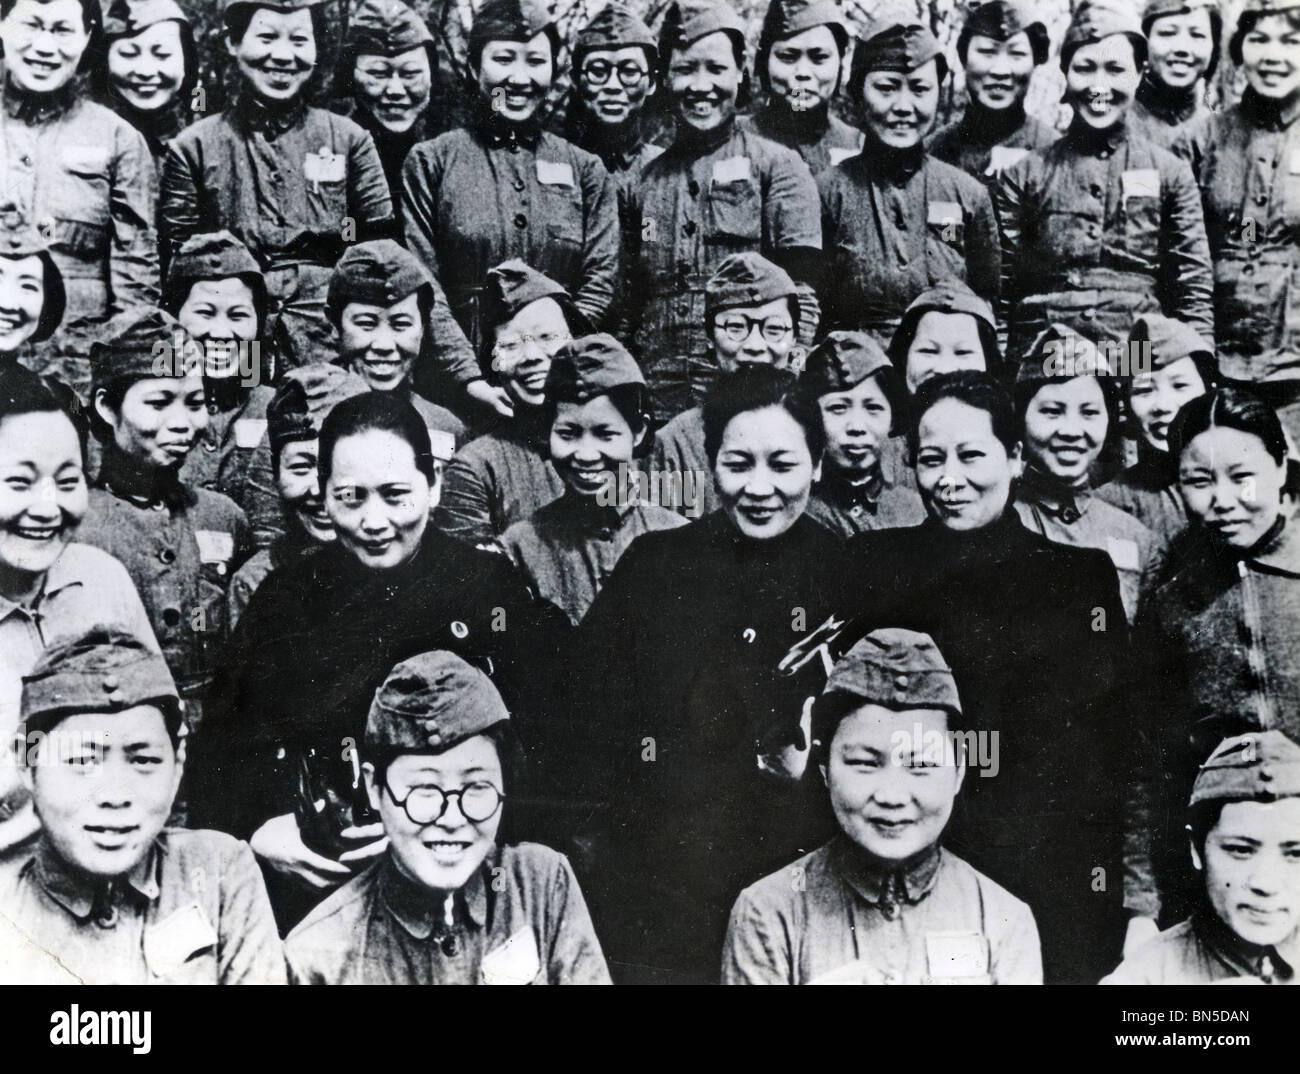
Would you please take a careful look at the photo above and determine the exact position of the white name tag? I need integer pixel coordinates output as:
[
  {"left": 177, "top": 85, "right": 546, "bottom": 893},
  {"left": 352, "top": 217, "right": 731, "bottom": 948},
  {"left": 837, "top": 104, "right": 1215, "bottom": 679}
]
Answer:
[
  {"left": 1290, "top": 150, "right": 1300, "bottom": 175},
  {"left": 144, "top": 903, "right": 218, "bottom": 979},
  {"left": 712, "top": 156, "right": 752, "bottom": 185},
  {"left": 233, "top": 418, "right": 267, "bottom": 449},
  {"left": 481, "top": 928, "right": 541, "bottom": 984},
  {"left": 928, "top": 200, "right": 962, "bottom": 227},
  {"left": 925, "top": 931, "right": 990, "bottom": 979},
  {"left": 1107, "top": 536, "right": 1141, "bottom": 573},
  {"left": 1122, "top": 168, "right": 1160, "bottom": 200},
  {"left": 828, "top": 146, "right": 858, "bottom": 167},
  {"left": 535, "top": 160, "right": 575, "bottom": 187},
  {"left": 62, "top": 146, "right": 110, "bottom": 173},
  {"left": 985, "top": 145, "right": 1030, "bottom": 176},
  {"left": 304, "top": 149, "right": 346, "bottom": 183},
  {"left": 427, "top": 428, "right": 456, "bottom": 462},
  {"left": 195, "top": 530, "right": 234, "bottom": 565}
]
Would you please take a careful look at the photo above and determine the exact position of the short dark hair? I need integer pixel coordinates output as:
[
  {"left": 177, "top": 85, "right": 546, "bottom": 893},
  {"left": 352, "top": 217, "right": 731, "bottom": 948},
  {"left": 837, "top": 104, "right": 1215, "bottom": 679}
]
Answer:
[
  {"left": 318, "top": 390, "right": 436, "bottom": 487},
  {"left": 811, "top": 690, "right": 957, "bottom": 770},
  {"left": 1229, "top": 5, "right": 1300, "bottom": 66},
  {"left": 224, "top": 2, "right": 329, "bottom": 99},
  {"left": 543, "top": 382, "right": 654, "bottom": 459},
  {"left": 1144, "top": 4, "right": 1223, "bottom": 79},
  {"left": 702, "top": 364, "right": 824, "bottom": 467},
  {"left": 0, "top": 365, "right": 87, "bottom": 466},
  {"left": 1014, "top": 371, "right": 1121, "bottom": 442},
  {"left": 661, "top": 32, "right": 752, "bottom": 111},
  {"left": 909, "top": 369, "right": 1019, "bottom": 460},
  {"left": 805, "top": 364, "right": 910, "bottom": 439},
  {"left": 1169, "top": 385, "right": 1289, "bottom": 473}
]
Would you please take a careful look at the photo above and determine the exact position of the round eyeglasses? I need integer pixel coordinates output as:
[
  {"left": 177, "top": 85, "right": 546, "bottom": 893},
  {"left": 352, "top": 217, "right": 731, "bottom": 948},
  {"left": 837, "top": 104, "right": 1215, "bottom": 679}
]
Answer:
[
  {"left": 383, "top": 778, "right": 504, "bottom": 825},
  {"left": 716, "top": 314, "right": 794, "bottom": 343},
  {"left": 580, "top": 59, "right": 649, "bottom": 89}
]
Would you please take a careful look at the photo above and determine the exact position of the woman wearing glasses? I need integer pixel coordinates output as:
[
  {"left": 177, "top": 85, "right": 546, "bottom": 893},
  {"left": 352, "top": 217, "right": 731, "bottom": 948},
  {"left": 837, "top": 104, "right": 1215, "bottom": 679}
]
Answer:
[{"left": 285, "top": 649, "right": 610, "bottom": 984}]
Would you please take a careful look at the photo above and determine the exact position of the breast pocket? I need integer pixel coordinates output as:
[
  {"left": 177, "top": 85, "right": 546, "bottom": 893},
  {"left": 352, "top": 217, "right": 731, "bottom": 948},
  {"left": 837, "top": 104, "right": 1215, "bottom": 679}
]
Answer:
[
  {"left": 706, "top": 179, "right": 762, "bottom": 243},
  {"left": 303, "top": 150, "right": 349, "bottom": 219}
]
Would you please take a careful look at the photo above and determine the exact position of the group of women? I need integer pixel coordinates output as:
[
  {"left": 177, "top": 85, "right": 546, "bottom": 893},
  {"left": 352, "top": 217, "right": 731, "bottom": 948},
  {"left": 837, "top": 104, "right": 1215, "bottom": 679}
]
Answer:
[{"left": 0, "top": 0, "right": 1297, "bottom": 985}]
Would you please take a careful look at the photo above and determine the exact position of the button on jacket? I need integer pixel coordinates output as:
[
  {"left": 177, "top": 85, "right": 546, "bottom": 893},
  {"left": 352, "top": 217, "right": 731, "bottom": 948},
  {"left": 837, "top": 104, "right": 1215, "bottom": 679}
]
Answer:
[
  {"left": 0, "top": 831, "right": 286, "bottom": 985},
  {"left": 625, "top": 122, "right": 822, "bottom": 420},
  {"left": 180, "top": 386, "right": 268, "bottom": 501},
  {"left": 1102, "top": 915, "right": 1299, "bottom": 985},
  {"left": 818, "top": 143, "right": 1000, "bottom": 349},
  {"left": 804, "top": 436, "right": 925, "bottom": 538},
  {"left": 1175, "top": 91, "right": 1300, "bottom": 385},
  {"left": 285, "top": 845, "right": 611, "bottom": 984},
  {"left": 723, "top": 838, "right": 1042, "bottom": 985},
  {"left": 994, "top": 121, "right": 1214, "bottom": 362}
]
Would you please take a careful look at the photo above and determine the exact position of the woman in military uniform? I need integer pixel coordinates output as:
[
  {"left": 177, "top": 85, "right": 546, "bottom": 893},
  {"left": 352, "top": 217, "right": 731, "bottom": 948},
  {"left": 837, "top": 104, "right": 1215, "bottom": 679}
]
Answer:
[
  {"left": 819, "top": 21, "right": 1000, "bottom": 349},
  {"left": 1128, "top": 0, "right": 1220, "bottom": 149},
  {"left": 885, "top": 279, "right": 1002, "bottom": 394}
]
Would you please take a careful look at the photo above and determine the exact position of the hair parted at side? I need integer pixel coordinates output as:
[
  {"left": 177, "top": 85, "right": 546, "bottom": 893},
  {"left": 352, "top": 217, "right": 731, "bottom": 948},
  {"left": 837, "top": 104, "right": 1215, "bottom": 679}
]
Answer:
[
  {"left": 0, "top": 365, "right": 88, "bottom": 464},
  {"left": 910, "top": 369, "right": 1019, "bottom": 459},
  {"left": 1169, "top": 385, "right": 1292, "bottom": 477},
  {"left": 702, "top": 364, "right": 824, "bottom": 466},
  {"left": 318, "top": 390, "right": 436, "bottom": 486}
]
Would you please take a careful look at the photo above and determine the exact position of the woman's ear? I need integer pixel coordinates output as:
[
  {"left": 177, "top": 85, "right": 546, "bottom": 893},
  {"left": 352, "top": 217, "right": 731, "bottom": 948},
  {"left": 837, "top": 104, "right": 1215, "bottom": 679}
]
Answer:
[
  {"left": 92, "top": 387, "right": 118, "bottom": 431},
  {"left": 363, "top": 762, "right": 382, "bottom": 813},
  {"left": 1009, "top": 440, "right": 1024, "bottom": 478},
  {"left": 427, "top": 462, "right": 445, "bottom": 513}
]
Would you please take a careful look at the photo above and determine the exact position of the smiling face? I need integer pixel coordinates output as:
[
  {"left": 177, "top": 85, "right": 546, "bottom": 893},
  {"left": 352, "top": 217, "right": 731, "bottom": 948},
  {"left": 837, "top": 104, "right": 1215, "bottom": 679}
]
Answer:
[
  {"left": 0, "top": 254, "right": 47, "bottom": 352},
  {"left": 578, "top": 44, "right": 652, "bottom": 127},
  {"left": 0, "top": 0, "right": 91, "bottom": 95},
  {"left": 97, "top": 375, "right": 208, "bottom": 471},
  {"left": 1066, "top": 33, "right": 1142, "bottom": 130},
  {"left": 28, "top": 706, "right": 180, "bottom": 880},
  {"left": 714, "top": 404, "right": 818, "bottom": 539},
  {"left": 904, "top": 311, "right": 987, "bottom": 394},
  {"left": 819, "top": 375, "right": 893, "bottom": 477},
  {"left": 1179, "top": 426, "right": 1287, "bottom": 550},
  {"left": 1022, "top": 375, "right": 1108, "bottom": 488},
  {"left": 477, "top": 33, "right": 553, "bottom": 124},
  {"left": 915, "top": 397, "right": 1019, "bottom": 531},
  {"left": 366, "top": 736, "right": 504, "bottom": 893},
  {"left": 1194, "top": 798, "right": 1300, "bottom": 949},
  {"left": 340, "top": 293, "right": 423, "bottom": 393},
  {"left": 1128, "top": 356, "right": 1207, "bottom": 453},
  {"left": 276, "top": 436, "right": 333, "bottom": 544},
  {"left": 0, "top": 410, "right": 86, "bottom": 586},
  {"left": 964, "top": 31, "right": 1035, "bottom": 111},
  {"left": 354, "top": 45, "right": 432, "bottom": 133},
  {"left": 550, "top": 394, "right": 639, "bottom": 499},
  {"left": 669, "top": 31, "right": 742, "bottom": 133},
  {"left": 767, "top": 24, "right": 841, "bottom": 113},
  {"left": 326, "top": 428, "right": 434, "bottom": 570},
  {"left": 108, "top": 19, "right": 186, "bottom": 112},
  {"left": 711, "top": 297, "right": 797, "bottom": 373},
  {"left": 491, "top": 297, "right": 570, "bottom": 409},
  {"left": 823, "top": 704, "right": 963, "bottom": 864},
  {"left": 859, "top": 58, "right": 940, "bottom": 149},
  {"left": 227, "top": 6, "right": 317, "bottom": 104},
  {"left": 1241, "top": 12, "right": 1300, "bottom": 100},
  {"left": 177, "top": 277, "right": 260, "bottom": 381},
  {"left": 1146, "top": 8, "right": 1214, "bottom": 90}
]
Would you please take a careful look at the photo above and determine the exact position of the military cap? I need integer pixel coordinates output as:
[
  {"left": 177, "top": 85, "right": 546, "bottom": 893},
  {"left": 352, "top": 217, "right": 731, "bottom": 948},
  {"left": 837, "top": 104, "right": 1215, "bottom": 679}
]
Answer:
[
  {"left": 223, "top": 0, "right": 321, "bottom": 16},
  {"left": 851, "top": 22, "right": 948, "bottom": 95},
  {"left": 1128, "top": 313, "right": 1215, "bottom": 373},
  {"left": 659, "top": 0, "right": 747, "bottom": 61},
  {"left": 705, "top": 252, "right": 799, "bottom": 322},
  {"left": 21, "top": 627, "right": 180, "bottom": 737},
  {"left": 1142, "top": 0, "right": 1217, "bottom": 26},
  {"left": 822, "top": 628, "right": 962, "bottom": 715},
  {"left": 958, "top": 0, "right": 1050, "bottom": 66},
  {"left": 366, "top": 650, "right": 510, "bottom": 754},
  {"left": 1060, "top": 0, "right": 1148, "bottom": 70},
  {"left": 267, "top": 363, "right": 371, "bottom": 455},
  {"left": 1230, "top": 0, "right": 1300, "bottom": 66},
  {"left": 1017, "top": 322, "right": 1112, "bottom": 381},
  {"left": 802, "top": 331, "right": 892, "bottom": 394},
  {"left": 165, "top": 230, "right": 266, "bottom": 316},
  {"left": 0, "top": 227, "right": 65, "bottom": 345},
  {"left": 90, "top": 308, "right": 201, "bottom": 384},
  {"left": 1237, "top": 0, "right": 1300, "bottom": 13},
  {"left": 886, "top": 281, "right": 999, "bottom": 376},
  {"left": 103, "top": 0, "right": 189, "bottom": 37},
  {"left": 326, "top": 240, "right": 433, "bottom": 325},
  {"left": 1189, "top": 731, "right": 1300, "bottom": 808},
  {"left": 545, "top": 333, "right": 646, "bottom": 402},
  {"left": 480, "top": 259, "right": 577, "bottom": 337},
  {"left": 347, "top": 0, "right": 434, "bottom": 57},
  {"left": 756, "top": 0, "right": 849, "bottom": 87},
  {"left": 468, "top": 0, "right": 558, "bottom": 69},
  {"left": 572, "top": 2, "right": 657, "bottom": 69}
]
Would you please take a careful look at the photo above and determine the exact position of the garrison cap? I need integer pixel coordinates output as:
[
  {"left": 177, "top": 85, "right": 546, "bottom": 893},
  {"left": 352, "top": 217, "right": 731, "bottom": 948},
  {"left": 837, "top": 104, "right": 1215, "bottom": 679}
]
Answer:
[
  {"left": 659, "top": 0, "right": 747, "bottom": 60},
  {"left": 326, "top": 240, "right": 433, "bottom": 324},
  {"left": 1230, "top": 0, "right": 1300, "bottom": 67},
  {"left": 1142, "top": 0, "right": 1218, "bottom": 25},
  {"left": 545, "top": 333, "right": 646, "bottom": 401},
  {"left": 468, "top": 0, "right": 558, "bottom": 68},
  {"left": 0, "top": 226, "right": 65, "bottom": 344},
  {"left": 851, "top": 22, "right": 948, "bottom": 91},
  {"left": 887, "top": 280, "right": 999, "bottom": 376},
  {"left": 1017, "top": 322, "right": 1112, "bottom": 381},
  {"left": 573, "top": 2, "right": 657, "bottom": 68},
  {"left": 1189, "top": 731, "right": 1300, "bottom": 808},
  {"left": 347, "top": 0, "right": 434, "bottom": 56},
  {"left": 802, "top": 330, "right": 892, "bottom": 394},
  {"left": 267, "top": 363, "right": 371, "bottom": 454},
  {"left": 1060, "top": 0, "right": 1148, "bottom": 70},
  {"left": 21, "top": 627, "right": 180, "bottom": 737},
  {"left": 480, "top": 259, "right": 576, "bottom": 336},
  {"left": 90, "top": 308, "right": 201, "bottom": 384},
  {"left": 823, "top": 628, "right": 962, "bottom": 714},
  {"left": 1128, "top": 313, "right": 1215, "bottom": 373},
  {"left": 366, "top": 650, "right": 510, "bottom": 754},
  {"left": 103, "top": 0, "right": 189, "bottom": 37},
  {"left": 958, "top": 0, "right": 1050, "bottom": 65},
  {"left": 223, "top": 0, "right": 322, "bottom": 25},
  {"left": 1237, "top": 0, "right": 1300, "bottom": 13},
  {"left": 756, "top": 0, "right": 849, "bottom": 86},
  {"left": 705, "top": 252, "right": 799, "bottom": 321},
  {"left": 165, "top": 231, "right": 266, "bottom": 316}
]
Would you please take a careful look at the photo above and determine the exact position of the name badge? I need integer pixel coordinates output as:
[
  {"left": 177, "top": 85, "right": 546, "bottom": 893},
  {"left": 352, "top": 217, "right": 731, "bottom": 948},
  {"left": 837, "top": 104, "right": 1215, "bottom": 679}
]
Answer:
[
  {"left": 233, "top": 418, "right": 267, "bottom": 450},
  {"left": 1122, "top": 168, "right": 1160, "bottom": 200},
  {"left": 195, "top": 530, "right": 234, "bottom": 565},
  {"left": 712, "top": 156, "right": 752, "bottom": 185},
  {"left": 925, "top": 931, "right": 989, "bottom": 979},
  {"left": 985, "top": 145, "right": 1030, "bottom": 176},
  {"left": 1107, "top": 536, "right": 1141, "bottom": 573},
  {"left": 62, "top": 146, "right": 110, "bottom": 173},
  {"left": 144, "top": 903, "right": 217, "bottom": 979},
  {"left": 427, "top": 428, "right": 456, "bottom": 462},
  {"left": 481, "top": 928, "right": 541, "bottom": 984},
  {"left": 928, "top": 200, "right": 962, "bottom": 227},
  {"left": 828, "top": 146, "right": 858, "bottom": 167},
  {"left": 1290, "top": 150, "right": 1300, "bottom": 175},
  {"left": 535, "top": 160, "right": 575, "bottom": 187},
  {"left": 304, "top": 148, "right": 346, "bottom": 183}
]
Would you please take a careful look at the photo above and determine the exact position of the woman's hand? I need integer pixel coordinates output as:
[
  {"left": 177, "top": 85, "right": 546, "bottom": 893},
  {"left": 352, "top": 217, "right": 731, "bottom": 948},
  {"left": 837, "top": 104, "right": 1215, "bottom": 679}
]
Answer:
[
  {"left": 466, "top": 379, "right": 515, "bottom": 419},
  {"left": 337, "top": 823, "right": 389, "bottom": 869},
  {"left": 249, "top": 813, "right": 354, "bottom": 890}
]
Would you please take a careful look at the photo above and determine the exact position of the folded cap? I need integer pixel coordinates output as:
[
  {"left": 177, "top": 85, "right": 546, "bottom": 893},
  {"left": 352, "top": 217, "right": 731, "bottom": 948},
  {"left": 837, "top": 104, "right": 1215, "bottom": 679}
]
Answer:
[
  {"left": 545, "top": 333, "right": 646, "bottom": 402},
  {"left": 705, "top": 252, "right": 799, "bottom": 322},
  {"left": 347, "top": 0, "right": 433, "bottom": 56},
  {"left": 223, "top": 0, "right": 323, "bottom": 17},
  {"left": 326, "top": 240, "right": 432, "bottom": 324},
  {"left": 1017, "top": 322, "right": 1113, "bottom": 381},
  {"left": 1189, "top": 731, "right": 1300, "bottom": 808},
  {"left": 468, "top": 0, "right": 557, "bottom": 68},
  {"left": 165, "top": 230, "right": 266, "bottom": 314},
  {"left": 823, "top": 628, "right": 962, "bottom": 714},
  {"left": 267, "top": 363, "right": 371, "bottom": 454},
  {"left": 802, "top": 331, "right": 892, "bottom": 394},
  {"left": 103, "top": 0, "right": 189, "bottom": 37},
  {"left": 366, "top": 650, "right": 510, "bottom": 754},
  {"left": 659, "top": 0, "right": 747, "bottom": 60},
  {"left": 1060, "top": 0, "right": 1148, "bottom": 70},
  {"left": 573, "top": 2, "right": 657, "bottom": 67},
  {"left": 1128, "top": 313, "right": 1214, "bottom": 373},
  {"left": 852, "top": 22, "right": 947, "bottom": 84},
  {"left": 958, "top": 0, "right": 1050, "bottom": 65},
  {"left": 90, "top": 308, "right": 202, "bottom": 384},
  {"left": 1237, "top": 0, "right": 1300, "bottom": 14},
  {"left": 21, "top": 627, "right": 180, "bottom": 736},
  {"left": 757, "top": 0, "right": 848, "bottom": 85},
  {"left": 887, "top": 281, "right": 999, "bottom": 374},
  {"left": 0, "top": 226, "right": 65, "bottom": 344},
  {"left": 480, "top": 259, "right": 575, "bottom": 338},
  {"left": 1142, "top": 0, "right": 1217, "bottom": 24}
]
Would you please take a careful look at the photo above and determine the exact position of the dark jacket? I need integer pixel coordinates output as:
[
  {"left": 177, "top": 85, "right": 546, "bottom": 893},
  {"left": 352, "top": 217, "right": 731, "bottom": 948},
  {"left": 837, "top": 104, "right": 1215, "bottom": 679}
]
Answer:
[
  {"left": 746, "top": 103, "right": 864, "bottom": 179},
  {"left": 929, "top": 102, "right": 1059, "bottom": 186}
]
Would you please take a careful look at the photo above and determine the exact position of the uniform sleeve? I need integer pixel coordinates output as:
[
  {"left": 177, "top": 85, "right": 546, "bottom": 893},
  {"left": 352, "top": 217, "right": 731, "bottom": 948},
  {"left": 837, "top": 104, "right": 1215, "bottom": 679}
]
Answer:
[
  {"left": 238, "top": 432, "right": 284, "bottom": 551},
  {"left": 346, "top": 127, "right": 394, "bottom": 230},
  {"left": 991, "top": 158, "right": 1031, "bottom": 329},
  {"left": 965, "top": 183, "right": 1001, "bottom": 310},
  {"left": 987, "top": 894, "right": 1044, "bottom": 985},
  {"left": 545, "top": 854, "right": 613, "bottom": 984},
  {"left": 109, "top": 124, "right": 161, "bottom": 315},
  {"left": 1158, "top": 160, "right": 1215, "bottom": 339},
  {"left": 217, "top": 840, "right": 288, "bottom": 984},
  {"left": 159, "top": 140, "right": 201, "bottom": 263},
  {"left": 431, "top": 449, "right": 496, "bottom": 545},
  {"left": 573, "top": 155, "right": 619, "bottom": 330},
  {"left": 721, "top": 889, "right": 792, "bottom": 984},
  {"left": 763, "top": 148, "right": 824, "bottom": 340},
  {"left": 226, "top": 563, "right": 256, "bottom": 631},
  {"left": 97, "top": 551, "right": 163, "bottom": 652}
]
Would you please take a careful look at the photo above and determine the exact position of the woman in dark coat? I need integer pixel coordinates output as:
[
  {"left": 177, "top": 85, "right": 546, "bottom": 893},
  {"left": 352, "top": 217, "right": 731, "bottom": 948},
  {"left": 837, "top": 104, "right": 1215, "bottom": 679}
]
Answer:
[
  {"left": 1128, "top": 0, "right": 1220, "bottom": 149},
  {"left": 841, "top": 370, "right": 1130, "bottom": 984}
]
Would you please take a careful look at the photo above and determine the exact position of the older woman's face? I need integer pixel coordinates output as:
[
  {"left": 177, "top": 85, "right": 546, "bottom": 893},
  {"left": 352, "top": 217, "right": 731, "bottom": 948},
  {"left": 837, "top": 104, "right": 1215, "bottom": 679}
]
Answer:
[
  {"left": 859, "top": 58, "right": 940, "bottom": 148},
  {"left": 326, "top": 428, "right": 435, "bottom": 570},
  {"left": 964, "top": 31, "right": 1036, "bottom": 111},
  {"left": 669, "top": 31, "right": 742, "bottom": 132},
  {"left": 478, "top": 33, "right": 553, "bottom": 124},
  {"left": 1066, "top": 33, "right": 1141, "bottom": 130},
  {"left": 714, "top": 404, "right": 819, "bottom": 539},
  {"left": 0, "top": 409, "right": 86, "bottom": 581},
  {"left": 108, "top": 19, "right": 186, "bottom": 112},
  {"left": 0, "top": 254, "right": 47, "bottom": 352},
  {"left": 914, "top": 397, "right": 1019, "bottom": 531},
  {"left": 1179, "top": 426, "right": 1287, "bottom": 550},
  {"left": 0, "top": 0, "right": 91, "bottom": 94},
  {"left": 1147, "top": 8, "right": 1214, "bottom": 90},
  {"left": 1241, "top": 12, "right": 1300, "bottom": 100},
  {"left": 1022, "top": 375, "right": 1108, "bottom": 487},
  {"left": 354, "top": 45, "right": 431, "bottom": 133},
  {"left": 767, "top": 24, "right": 841, "bottom": 113},
  {"left": 228, "top": 6, "right": 317, "bottom": 104}
]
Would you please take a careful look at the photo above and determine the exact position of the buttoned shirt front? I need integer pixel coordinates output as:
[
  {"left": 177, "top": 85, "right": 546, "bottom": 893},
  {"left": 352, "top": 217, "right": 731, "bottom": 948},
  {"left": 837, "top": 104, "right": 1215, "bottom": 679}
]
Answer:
[{"left": 805, "top": 437, "right": 925, "bottom": 538}]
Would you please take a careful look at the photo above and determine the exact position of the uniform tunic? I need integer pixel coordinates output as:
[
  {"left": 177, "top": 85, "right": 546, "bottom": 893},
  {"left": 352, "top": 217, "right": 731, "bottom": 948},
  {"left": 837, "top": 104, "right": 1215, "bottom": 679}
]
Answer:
[
  {"left": 723, "top": 838, "right": 1042, "bottom": 985},
  {"left": 499, "top": 493, "right": 687, "bottom": 625},
  {"left": 804, "top": 437, "right": 925, "bottom": 538},
  {"left": 0, "top": 831, "right": 286, "bottom": 985},
  {"left": 626, "top": 121, "right": 822, "bottom": 421},
  {"left": 1102, "top": 915, "right": 1300, "bottom": 985},
  {"left": 818, "top": 141, "right": 1000, "bottom": 349},
  {"left": 285, "top": 845, "right": 611, "bottom": 985},
  {"left": 746, "top": 104, "right": 864, "bottom": 179},
  {"left": 929, "top": 103, "right": 1059, "bottom": 187},
  {"left": 180, "top": 381, "right": 267, "bottom": 501},
  {"left": 1127, "top": 74, "right": 1211, "bottom": 153},
  {"left": 650, "top": 405, "right": 716, "bottom": 517},
  {"left": 995, "top": 120, "right": 1214, "bottom": 363},
  {"left": 1175, "top": 91, "right": 1300, "bottom": 388},
  {"left": 1095, "top": 451, "right": 1187, "bottom": 547}
]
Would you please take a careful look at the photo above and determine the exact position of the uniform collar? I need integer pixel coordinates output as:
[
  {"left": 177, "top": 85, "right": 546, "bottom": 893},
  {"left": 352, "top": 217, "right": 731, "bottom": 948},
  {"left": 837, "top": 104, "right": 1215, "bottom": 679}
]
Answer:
[
  {"left": 32, "top": 835, "right": 161, "bottom": 921},
  {"left": 569, "top": 110, "right": 646, "bottom": 171},
  {"left": 857, "top": 131, "right": 925, "bottom": 182},
  {"left": 0, "top": 543, "right": 87, "bottom": 620},
  {"left": 1194, "top": 909, "right": 1298, "bottom": 983},
  {"left": 380, "top": 849, "right": 490, "bottom": 940},
  {"left": 817, "top": 463, "right": 889, "bottom": 512},
  {"left": 1241, "top": 87, "right": 1300, "bottom": 132},
  {"left": 1018, "top": 464, "right": 1093, "bottom": 525},
  {"left": 960, "top": 98, "right": 1027, "bottom": 146},
  {"left": 96, "top": 442, "right": 194, "bottom": 512},
  {"left": 1064, "top": 115, "right": 1128, "bottom": 155},
  {"left": 3, "top": 76, "right": 80, "bottom": 126},
  {"left": 471, "top": 97, "right": 544, "bottom": 150},
  {"left": 670, "top": 115, "right": 736, "bottom": 158},
  {"left": 755, "top": 100, "right": 832, "bottom": 144},
  {"left": 233, "top": 88, "right": 308, "bottom": 136},
  {"left": 831, "top": 835, "right": 943, "bottom": 917},
  {"left": 1135, "top": 71, "right": 1202, "bottom": 127},
  {"left": 555, "top": 486, "right": 635, "bottom": 528}
]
